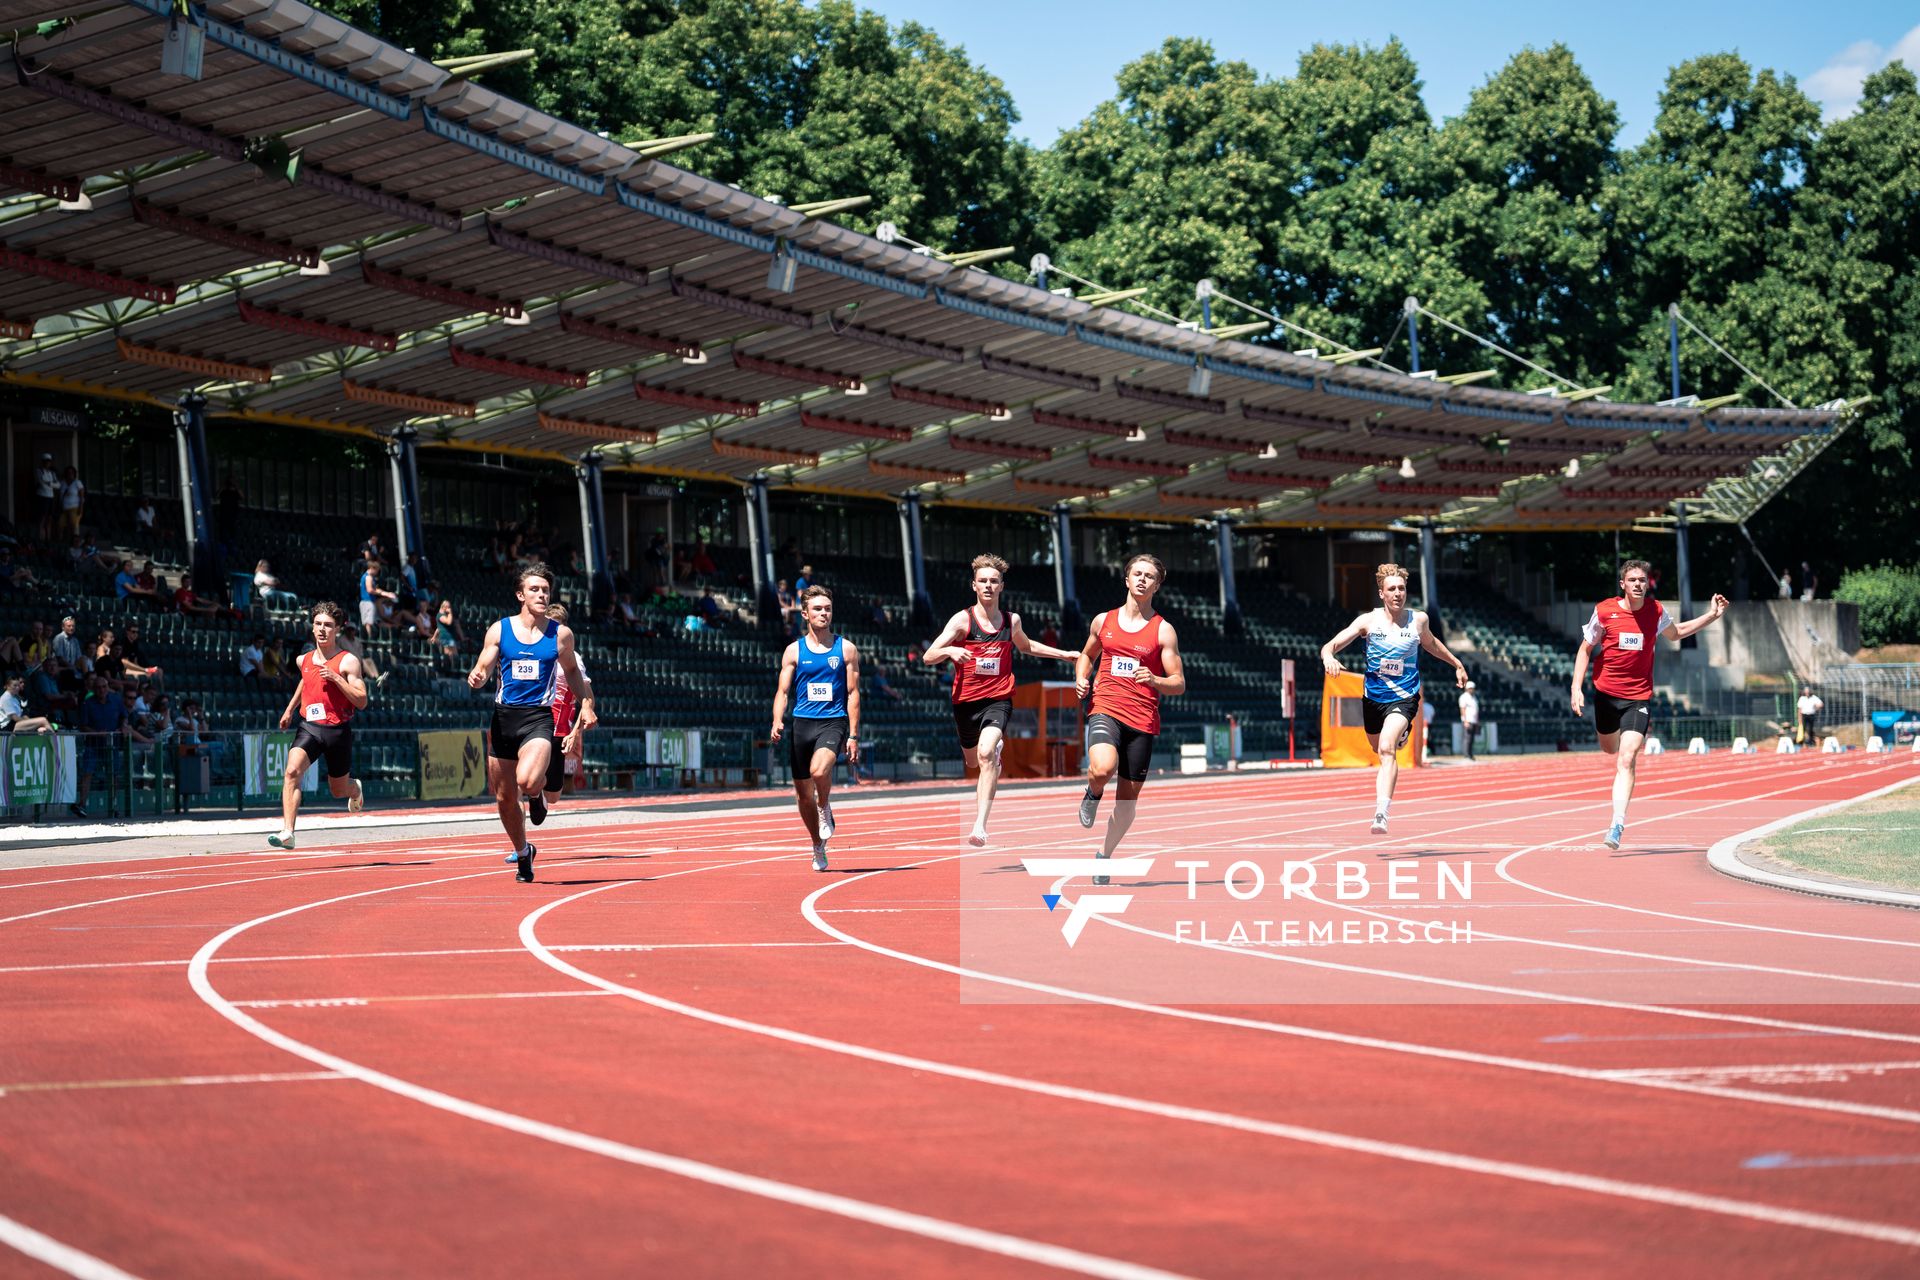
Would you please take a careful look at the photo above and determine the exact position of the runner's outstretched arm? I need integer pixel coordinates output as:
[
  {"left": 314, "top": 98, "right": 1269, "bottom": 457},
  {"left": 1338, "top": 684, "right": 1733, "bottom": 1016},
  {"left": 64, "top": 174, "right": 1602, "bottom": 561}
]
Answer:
[
  {"left": 1570, "top": 640, "right": 1594, "bottom": 717},
  {"left": 467, "top": 622, "right": 501, "bottom": 690},
  {"left": 1320, "top": 616, "right": 1368, "bottom": 675},
  {"left": 1074, "top": 615, "right": 1104, "bottom": 699},
  {"left": 1671, "top": 593, "right": 1730, "bottom": 641},
  {"left": 329, "top": 653, "right": 369, "bottom": 708},
  {"left": 769, "top": 644, "right": 796, "bottom": 743},
  {"left": 924, "top": 611, "right": 973, "bottom": 665},
  {"left": 1148, "top": 622, "right": 1186, "bottom": 697},
  {"left": 842, "top": 642, "right": 862, "bottom": 763},
  {"left": 1416, "top": 617, "right": 1470, "bottom": 689}
]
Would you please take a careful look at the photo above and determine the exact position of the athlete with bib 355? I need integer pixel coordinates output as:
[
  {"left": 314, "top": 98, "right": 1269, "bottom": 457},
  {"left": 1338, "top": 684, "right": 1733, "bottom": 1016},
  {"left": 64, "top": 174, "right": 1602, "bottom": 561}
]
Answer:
[
  {"left": 770, "top": 586, "right": 860, "bottom": 871},
  {"left": 1571, "top": 559, "right": 1728, "bottom": 850},
  {"left": 1074, "top": 554, "right": 1186, "bottom": 884},
  {"left": 1320, "top": 563, "right": 1468, "bottom": 835},
  {"left": 468, "top": 563, "right": 593, "bottom": 883},
  {"left": 925, "top": 553, "right": 1079, "bottom": 846},
  {"left": 268, "top": 601, "right": 368, "bottom": 850}
]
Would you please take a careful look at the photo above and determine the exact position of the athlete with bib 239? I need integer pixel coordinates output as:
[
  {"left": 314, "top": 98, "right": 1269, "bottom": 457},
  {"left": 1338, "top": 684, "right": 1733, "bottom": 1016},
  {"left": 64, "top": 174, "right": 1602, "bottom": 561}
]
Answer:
[{"left": 1571, "top": 559, "right": 1728, "bottom": 850}]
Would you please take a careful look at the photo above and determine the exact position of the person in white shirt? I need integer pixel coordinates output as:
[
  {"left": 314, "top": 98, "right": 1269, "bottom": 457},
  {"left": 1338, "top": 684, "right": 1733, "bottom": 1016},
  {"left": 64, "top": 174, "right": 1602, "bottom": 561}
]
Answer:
[
  {"left": 57, "top": 466, "right": 86, "bottom": 536},
  {"left": 52, "top": 616, "right": 88, "bottom": 672},
  {"left": 1458, "top": 682, "right": 1481, "bottom": 761},
  {"left": 240, "top": 635, "right": 265, "bottom": 679},
  {"left": 1796, "top": 690, "right": 1824, "bottom": 744},
  {"left": 1, "top": 676, "right": 53, "bottom": 734},
  {"left": 34, "top": 454, "right": 60, "bottom": 538},
  {"left": 134, "top": 496, "right": 156, "bottom": 535}
]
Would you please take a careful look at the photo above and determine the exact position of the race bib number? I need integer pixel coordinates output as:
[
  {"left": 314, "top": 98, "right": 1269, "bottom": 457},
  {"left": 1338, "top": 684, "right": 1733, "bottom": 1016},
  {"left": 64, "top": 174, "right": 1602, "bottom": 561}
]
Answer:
[
  {"left": 975, "top": 655, "right": 1001, "bottom": 675},
  {"left": 510, "top": 658, "right": 539, "bottom": 680},
  {"left": 1110, "top": 655, "right": 1139, "bottom": 679},
  {"left": 1378, "top": 658, "right": 1405, "bottom": 677},
  {"left": 304, "top": 702, "right": 326, "bottom": 722},
  {"left": 1618, "top": 632, "right": 1645, "bottom": 652},
  {"left": 805, "top": 681, "right": 834, "bottom": 703}
]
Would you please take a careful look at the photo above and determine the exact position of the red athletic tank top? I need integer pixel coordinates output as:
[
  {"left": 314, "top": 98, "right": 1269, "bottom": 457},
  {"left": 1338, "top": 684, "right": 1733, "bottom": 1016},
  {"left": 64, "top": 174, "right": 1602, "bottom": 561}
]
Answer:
[
  {"left": 296, "top": 648, "right": 355, "bottom": 727},
  {"left": 1090, "top": 611, "right": 1165, "bottom": 734},
  {"left": 951, "top": 606, "right": 1015, "bottom": 703}
]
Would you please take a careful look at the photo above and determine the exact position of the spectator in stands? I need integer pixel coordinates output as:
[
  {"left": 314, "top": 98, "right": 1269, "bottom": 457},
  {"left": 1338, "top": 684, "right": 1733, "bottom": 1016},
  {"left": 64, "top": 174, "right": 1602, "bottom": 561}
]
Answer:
[
  {"left": 672, "top": 544, "right": 692, "bottom": 585},
  {"left": 67, "top": 533, "right": 114, "bottom": 575},
  {"left": 31, "top": 656, "right": 79, "bottom": 720},
  {"left": 338, "top": 623, "right": 388, "bottom": 688},
  {"left": 645, "top": 530, "right": 669, "bottom": 593},
  {"left": 22, "top": 620, "right": 52, "bottom": 668},
  {"left": 139, "top": 692, "right": 174, "bottom": 746},
  {"left": 118, "top": 623, "right": 162, "bottom": 688},
  {"left": 240, "top": 634, "right": 265, "bottom": 680},
  {"left": 360, "top": 532, "right": 384, "bottom": 567},
  {"left": 776, "top": 578, "right": 796, "bottom": 634},
  {"left": 0, "top": 546, "right": 37, "bottom": 595},
  {"left": 1458, "top": 681, "right": 1481, "bottom": 761},
  {"left": 58, "top": 465, "right": 86, "bottom": 537},
  {"left": 794, "top": 564, "right": 814, "bottom": 596},
  {"left": 253, "top": 559, "right": 292, "bottom": 606},
  {"left": 1040, "top": 621, "right": 1060, "bottom": 649},
  {"left": 172, "top": 698, "right": 217, "bottom": 763},
  {"left": 358, "top": 559, "right": 396, "bottom": 631},
  {"left": 260, "top": 635, "right": 292, "bottom": 688},
  {"left": 1777, "top": 569, "right": 1793, "bottom": 599},
  {"left": 114, "top": 560, "right": 162, "bottom": 610},
  {"left": 699, "top": 589, "right": 723, "bottom": 625},
  {"left": 434, "top": 596, "right": 464, "bottom": 661},
  {"left": 869, "top": 659, "right": 902, "bottom": 702},
  {"left": 0, "top": 629, "right": 25, "bottom": 670},
  {"left": 34, "top": 453, "right": 60, "bottom": 539},
  {"left": 691, "top": 540, "right": 717, "bottom": 584},
  {"left": 53, "top": 616, "right": 87, "bottom": 673},
  {"left": 71, "top": 674, "right": 128, "bottom": 818},
  {"left": 1799, "top": 560, "right": 1818, "bottom": 602},
  {"left": 89, "top": 629, "right": 123, "bottom": 690},
  {"left": 1, "top": 675, "right": 54, "bottom": 734},
  {"left": 869, "top": 602, "right": 888, "bottom": 627},
  {"left": 174, "top": 573, "right": 225, "bottom": 619},
  {"left": 134, "top": 494, "right": 157, "bottom": 540}
]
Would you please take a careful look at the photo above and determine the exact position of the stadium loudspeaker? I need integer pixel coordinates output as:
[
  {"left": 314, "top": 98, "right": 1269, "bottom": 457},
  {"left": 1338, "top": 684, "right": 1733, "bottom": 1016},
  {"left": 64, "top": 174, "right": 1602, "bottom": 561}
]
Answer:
[{"left": 1687, "top": 737, "right": 1709, "bottom": 754}]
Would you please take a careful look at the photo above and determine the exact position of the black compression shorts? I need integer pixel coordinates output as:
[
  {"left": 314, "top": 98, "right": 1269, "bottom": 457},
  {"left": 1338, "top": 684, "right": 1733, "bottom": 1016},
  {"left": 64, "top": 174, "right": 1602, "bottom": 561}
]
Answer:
[
  {"left": 952, "top": 697, "right": 1012, "bottom": 751},
  {"left": 788, "top": 715, "right": 849, "bottom": 777},
  {"left": 291, "top": 721, "right": 354, "bottom": 779},
  {"left": 1593, "top": 693, "right": 1652, "bottom": 738},
  {"left": 1363, "top": 696, "right": 1421, "bottom": 743},
  {"left": 490, "top": 704, "right": 555, "bottom": 761},
  {"left": 1086, "top": 712, "right": 1155, "bottom": 783}
]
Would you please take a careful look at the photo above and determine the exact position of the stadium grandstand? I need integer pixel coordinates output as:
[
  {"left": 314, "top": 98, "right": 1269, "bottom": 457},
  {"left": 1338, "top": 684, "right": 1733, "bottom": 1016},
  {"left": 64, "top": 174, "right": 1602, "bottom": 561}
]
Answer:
[{"left": 0, "top": 0, "right": 1865, "bottom": 818}]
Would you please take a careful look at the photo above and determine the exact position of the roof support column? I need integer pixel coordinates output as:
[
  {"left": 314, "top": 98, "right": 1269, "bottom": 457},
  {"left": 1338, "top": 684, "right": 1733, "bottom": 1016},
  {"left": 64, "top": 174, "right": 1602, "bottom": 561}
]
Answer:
[
  {"left": 898, "top": 491, "right": 933, "bottom": 630},
  {"left": 388, "top": 426, "right": 426, "bottom": 580},
  {"left": 576, "top": 453, "right": 614, "bottom": 618},
  {"left": 1419, "top": 520, "right": 1442, "bottom": 632},
  {"left": 1215, "top": 516, "right": 1242, "bottom": 636},
  {"left": 172, "top": 392, "right": 222, "bottom": 594},
  {"left": 1051, "top": 504, "right": 1082, "bottom": 634},
  {"left": 746, "top": 475, "right": 778, "bottom": 631},
  {"left": 1405, "top": 296, "right": 1422, "bottom": 374},
  {"left": 1674, "top": 502, "right": 1694, "bottom": 646}
]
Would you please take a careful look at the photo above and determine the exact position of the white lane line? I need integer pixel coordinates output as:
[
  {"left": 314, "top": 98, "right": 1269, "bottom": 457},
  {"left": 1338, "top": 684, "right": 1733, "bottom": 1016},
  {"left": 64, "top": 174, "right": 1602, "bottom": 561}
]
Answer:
[
  {"left": 1598, "top": 1059, "right": 1920, "bottom": 1080},
  {"left": 806, "top": 851, "right": 1920, "bottom": 1127},
  {"left": 0, "top": 1071, "right": 344, "bottom": 1097},
  {"left": 519, "top": 877, "right": 1920, "bottom": 1251},
  {"left": 0, "top": 941, "right": 849, "bottom": 975},
  {"left": 230, "top": 990, "right": 618, "bottom": 1009},
  {"left": 0, "top": 1212, "right": 146, "bottom": 1280},
  {"left": 1502, "top": 772, "right": 1920, "bottom": 940},
  {"left": 186, "top": 858, "right": 1187, "bottom": 1280}
]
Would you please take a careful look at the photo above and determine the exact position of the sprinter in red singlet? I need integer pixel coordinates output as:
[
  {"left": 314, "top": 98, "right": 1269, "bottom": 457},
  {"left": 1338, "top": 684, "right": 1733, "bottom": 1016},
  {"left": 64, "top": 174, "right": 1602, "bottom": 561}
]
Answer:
[
  {"left": 268, "top": 601, "right": 368, "bottom": 849},
  {"left": 1074, "top": 553, "right": 1186, "bottom": 883},
  {"left": 1570, "top": 558, "right": 1729, "bottom": 849},
  {"left": 925, "top": 553, "right": 1079, "bottom": 846}
]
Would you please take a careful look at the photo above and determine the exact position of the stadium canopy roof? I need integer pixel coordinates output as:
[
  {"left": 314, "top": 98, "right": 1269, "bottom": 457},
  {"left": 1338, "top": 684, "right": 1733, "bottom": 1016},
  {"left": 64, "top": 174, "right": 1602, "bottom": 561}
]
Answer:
[{"left": 0, "top": 0, "right": 1861, "bottom": 529}]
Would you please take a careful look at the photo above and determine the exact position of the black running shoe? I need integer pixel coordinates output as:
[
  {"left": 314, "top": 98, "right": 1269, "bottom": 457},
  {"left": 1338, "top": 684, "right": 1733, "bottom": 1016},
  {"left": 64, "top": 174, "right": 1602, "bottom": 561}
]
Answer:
[
  {"left": 515, "top": 843, "right": 537, "bottom": 883},
  {"left": 529, "top": 794, "right": 548, "bottom": 826}
]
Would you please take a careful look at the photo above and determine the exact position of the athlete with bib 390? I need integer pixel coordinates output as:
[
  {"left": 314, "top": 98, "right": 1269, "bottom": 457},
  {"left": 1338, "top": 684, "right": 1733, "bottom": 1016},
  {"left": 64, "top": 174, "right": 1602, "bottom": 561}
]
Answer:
[
  {"left": 1074, "top": 553, "right": 1186, "bottom": 884},
  {"left": 925, "top": 553, "right": 1079, "bottom": 846},
  {"left": 1571, "top": 559, "right": 1728, "bottom": 850},
  {"left": 468, "top": 563, "right": 593, "bottom": 883},
  {"left": 1320, "top": 562, "right": 1467, "bottom": 835},
  {"left": 770, "top": 586, "right": 860, "bottom": 871},
  {"left": 268, "top": 601, "right": 368, "bottom": 850}
]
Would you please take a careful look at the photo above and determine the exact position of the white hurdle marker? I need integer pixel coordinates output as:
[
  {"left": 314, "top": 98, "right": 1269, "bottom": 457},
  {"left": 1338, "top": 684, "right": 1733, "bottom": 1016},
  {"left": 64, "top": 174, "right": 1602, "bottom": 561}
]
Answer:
[
  {"left": 1644, "top": 737, "right": 1664, "bottom": 755},
  {"left": 1776, "top": 736, "right": 1798, "bottom": 754},
  {"left": 1866, "top": 735, "right": 1888, "bottom": 753},
  {"left": 1821, "top": 736, "right": 1844, "bottom": 754},
  {"left": 1687, "top": 737, "right": 1709, "bottom": 755},
  {"left": 1731, "top": 736, "right": 1754, "bottom": 754}
]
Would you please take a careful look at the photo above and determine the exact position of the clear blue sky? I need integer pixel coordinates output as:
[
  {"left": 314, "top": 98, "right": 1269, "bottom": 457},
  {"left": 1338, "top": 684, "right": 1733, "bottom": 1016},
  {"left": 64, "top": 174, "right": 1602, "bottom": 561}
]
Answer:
[{"left": 859, "top": 0, "right": 1920, "bottom": 146}]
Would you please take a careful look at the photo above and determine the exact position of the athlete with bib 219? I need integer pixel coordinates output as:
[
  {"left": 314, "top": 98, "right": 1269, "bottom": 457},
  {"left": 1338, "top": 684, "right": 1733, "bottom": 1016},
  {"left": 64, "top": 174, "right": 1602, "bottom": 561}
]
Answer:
[{"left": 1571, "top": 559, "right": 1728, "bottom": 850}]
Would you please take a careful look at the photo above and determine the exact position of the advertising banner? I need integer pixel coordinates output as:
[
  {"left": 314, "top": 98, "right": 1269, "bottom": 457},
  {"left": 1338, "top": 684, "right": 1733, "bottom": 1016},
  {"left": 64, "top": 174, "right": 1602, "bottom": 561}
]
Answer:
[
  {"left": 645, "top": 728, "right": 702, "bottom": 769},
  {"left": 418, "top": 730, "right": 486, "bottom": 800},
  {"left": 3, "top": 735, "right": 76, "bottom": 806},
  {"left": 244, "top": 731, "right": 316, "bottom": 799}
]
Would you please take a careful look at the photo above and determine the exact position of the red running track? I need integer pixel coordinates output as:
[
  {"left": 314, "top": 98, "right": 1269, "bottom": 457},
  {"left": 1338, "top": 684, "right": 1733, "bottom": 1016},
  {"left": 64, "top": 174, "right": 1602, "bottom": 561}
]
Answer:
[{"left": 2, "top": 752, "right": 1919, "bottom": 1277}]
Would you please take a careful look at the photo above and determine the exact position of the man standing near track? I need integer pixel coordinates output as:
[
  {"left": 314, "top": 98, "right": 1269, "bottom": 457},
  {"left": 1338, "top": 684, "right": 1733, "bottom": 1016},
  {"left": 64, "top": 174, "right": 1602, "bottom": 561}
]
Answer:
[
  {"left": 924, "top": 554, "right": 1079, "bottom": 846},
  {"left": 1075, "top": 554, "right": 1186, "bottom": 884},
  {"left": 770, "top": 586, "right": 860, "bottom": 871},
  {"left": 1570, "top": 559, "right": 1729, "bottom": 850},
  {"left": 468, "top": 564, "right": 593, "bottom": 883},
  {"left": 1320, "top": 563, "right": 1468, "bottom": 835},
  {"left": 1458, "top": 681, "right": 1481, "bottom": 762},
  {"left": 269, "top": 602, "right": 367, "bottom": 850}
]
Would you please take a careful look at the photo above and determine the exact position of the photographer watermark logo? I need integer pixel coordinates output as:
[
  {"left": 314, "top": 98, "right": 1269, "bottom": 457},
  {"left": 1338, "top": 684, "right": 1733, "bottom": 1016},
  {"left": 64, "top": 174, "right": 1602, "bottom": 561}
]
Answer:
[{"left": 1020, "top": 857, "right": 1154, "bottom": 947}]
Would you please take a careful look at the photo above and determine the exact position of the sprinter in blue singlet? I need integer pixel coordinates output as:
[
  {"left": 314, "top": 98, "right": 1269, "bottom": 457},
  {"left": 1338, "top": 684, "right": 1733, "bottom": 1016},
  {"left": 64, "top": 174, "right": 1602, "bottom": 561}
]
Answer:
[
  {"left": 1319, "top": 562, "right": 1468, "bottom": 835},
  {"left": 468, "top": 562, "right": 594, "bottom": 883},
  {"left": 770, "top": 585, "right": 861, "bottom": 871}
]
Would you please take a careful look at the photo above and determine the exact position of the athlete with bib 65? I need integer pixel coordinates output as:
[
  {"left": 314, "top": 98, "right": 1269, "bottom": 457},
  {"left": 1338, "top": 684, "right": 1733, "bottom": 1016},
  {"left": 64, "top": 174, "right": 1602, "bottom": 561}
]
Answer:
[
  {"left": 1571, "top": 560, "right": 1729, "bottom": 850},
  {"left": 268, "top": 601, "right": 367, "bottom": 850}
]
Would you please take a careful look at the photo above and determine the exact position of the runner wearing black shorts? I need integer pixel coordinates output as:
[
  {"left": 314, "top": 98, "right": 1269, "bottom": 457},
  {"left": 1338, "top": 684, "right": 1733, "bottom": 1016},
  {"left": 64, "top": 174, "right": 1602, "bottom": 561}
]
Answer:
[
  {"left": 491, "top": 704, "right": 555, "bottom": 761},
  {"left": 952, "top": 697, "right": 1012, "bottom": 751},
  {"left": 1592, "top": 694, "right": 1651, "bottom": 738},
  {"left": 292, "top": 721, "right": 354, "bottom": 779},
  {"left": 1362, "top": 695, "right": 1422, "bottom": 744},
  {"left": 268, "top": 601, "right": 369, "bottom": 850},
  {"left": 788, "top": 714, "right": 850, "bottom": 776},
  {"left": 1085, "top": 712, "right": 1154, "bottom": 782}
]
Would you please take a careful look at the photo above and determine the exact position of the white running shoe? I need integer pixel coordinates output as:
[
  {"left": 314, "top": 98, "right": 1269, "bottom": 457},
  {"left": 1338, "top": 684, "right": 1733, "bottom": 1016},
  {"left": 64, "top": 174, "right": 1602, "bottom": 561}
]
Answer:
[
  {"left": 967, "top": 827, "right": 988, "bottom": 848},
  {"left": 346, "top": 779, "right": 364, "bottom": 813},
  {"left": 267, "top": 830, "right": 294, "bottom": 850},
  {"left": 1077, "top": 789, "right": 1100, "bottom": 829},
  {"left": 1370, "top": 812, "right": 1388, "bottom": 835},
  {"left": 812, "top": 840, "right": 829, "bottom": 872},
  {"left": 819, "top": 803, "right": 835, "bottom": 840}
]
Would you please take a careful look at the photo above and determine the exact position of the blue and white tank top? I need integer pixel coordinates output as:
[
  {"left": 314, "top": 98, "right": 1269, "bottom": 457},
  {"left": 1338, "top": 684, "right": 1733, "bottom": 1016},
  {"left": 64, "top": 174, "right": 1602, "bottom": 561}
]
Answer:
[
  {"left": 792, "top": 635, "right": 848, "bottom": 719},
  {"left": 496, "top": 615, "right": 559, "bottom": 707},
  {"left": 1363, "top": 612, "right": 1421, "bottom": 702}
]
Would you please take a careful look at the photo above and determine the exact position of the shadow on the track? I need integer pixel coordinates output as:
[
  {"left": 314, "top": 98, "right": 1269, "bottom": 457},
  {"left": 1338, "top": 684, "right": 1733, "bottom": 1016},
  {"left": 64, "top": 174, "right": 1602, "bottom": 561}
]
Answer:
[
  {"left": 1375, "top": 850, "right": 1488, "bottom": 860},
  {"left": 822, "top": 865, "right": 924, "bottom": 875},
  {"left": 1611, "top": 847, "right": 1701, "bottom": 858}
]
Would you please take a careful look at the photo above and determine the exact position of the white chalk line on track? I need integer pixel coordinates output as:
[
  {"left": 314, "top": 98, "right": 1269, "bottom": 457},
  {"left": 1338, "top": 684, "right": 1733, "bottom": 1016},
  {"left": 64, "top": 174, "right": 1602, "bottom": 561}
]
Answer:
[
  {"left": 1500, "top": 770, "right": 1920, "bottom": 940},
  {"left": 0, "top": 1071, "right": 344, "bottom": 1097},
  {"left": 184, "top": 852, "right": 1192, "bottom": 1280},
  {"left": 515, "top": 865, "right": 1920, "bottom": 1251},
  {"left": 0, "top": 1213, "right": 147, "bottom": 1280},
  {"left": 0, "top": 942, "right": 848, "bottom": 976}
]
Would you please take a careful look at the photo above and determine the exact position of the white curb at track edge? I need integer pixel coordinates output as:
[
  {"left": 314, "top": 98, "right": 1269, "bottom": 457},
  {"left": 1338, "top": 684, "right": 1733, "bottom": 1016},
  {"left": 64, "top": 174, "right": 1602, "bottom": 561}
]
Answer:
[{"left": 1707, "top": 772, "right": 1920, "bottom": 910}]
